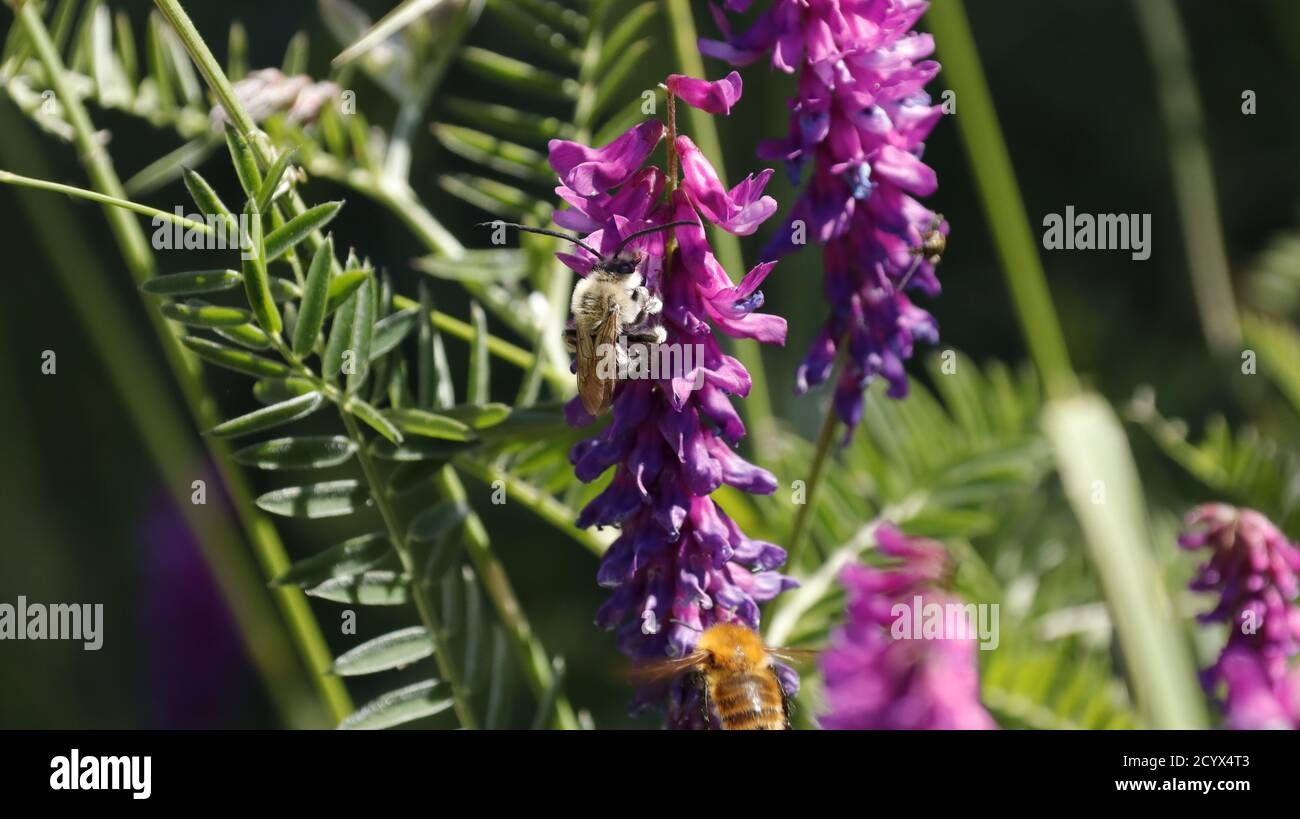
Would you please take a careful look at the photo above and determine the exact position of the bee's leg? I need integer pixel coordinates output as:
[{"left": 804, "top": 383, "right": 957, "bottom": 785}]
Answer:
[
  {"left": 639, "top": 287, "right": 663, "bottom": 316},
  {"left": 563, "top": 326, "right": 578, "bottom": 353},
  {"left": 624, "top": 325, "right": 666, "bottom": 345},
  {"left": 777, "top": 676, "right": 793, "bottom": 730}
]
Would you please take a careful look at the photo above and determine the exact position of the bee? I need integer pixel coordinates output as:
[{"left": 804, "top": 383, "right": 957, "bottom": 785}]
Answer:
[
  {"left": 484, "top": 220, "right": 694, "bottom": 415},
  {"left": 899, "top": 213, "right": 946, "bottom": 291},
  {"left": 635, "top": 622, "right": 814, "bottom": 730}
]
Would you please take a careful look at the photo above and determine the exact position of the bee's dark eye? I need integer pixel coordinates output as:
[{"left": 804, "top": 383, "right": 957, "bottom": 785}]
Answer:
[{"left": 631, "top": 289, "right": 642, "bottom": 302}]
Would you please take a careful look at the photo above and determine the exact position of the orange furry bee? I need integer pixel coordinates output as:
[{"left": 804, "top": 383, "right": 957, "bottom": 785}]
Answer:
[{"left": 636, "top": 623, "right": 813, "bottom": 730}]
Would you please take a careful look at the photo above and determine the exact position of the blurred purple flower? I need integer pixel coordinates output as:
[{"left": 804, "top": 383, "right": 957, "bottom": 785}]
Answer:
[
  {"left": 549, "top": 81, "right": 796, "bottom": 722},
  {"left": 139, "top": 482, "right": 247, "bottom": 728},
  {"left": 703, "top": 0, "right": 945, "bottom": 437},
  {"left": 1180, "top": 504, "right": 1300, "bottom": 728},
  {"left": 820, "top": 524, "right": 996, "bottom": 729},
  {"left": 210, "top": 68, "right": 339, "bottom": 129}
]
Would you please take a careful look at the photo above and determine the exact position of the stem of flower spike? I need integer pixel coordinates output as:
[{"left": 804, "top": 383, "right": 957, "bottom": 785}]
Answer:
[
  {"left": 785, "top": 390, "right": 839, "bottom": 569},
  {"left": 15, "top": 0, "right": 351, "bottom": 726},
  {"left": 664, "top": 0, "right": 775, "bottom": 437}
]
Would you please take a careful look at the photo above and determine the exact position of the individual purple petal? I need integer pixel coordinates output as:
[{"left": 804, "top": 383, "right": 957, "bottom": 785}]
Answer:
[
  {"left": 668, "top": 71, "right": 744, "bottom": 115},
  {"left": 548, "top": 120, "right": 663, "bottom": 196}
]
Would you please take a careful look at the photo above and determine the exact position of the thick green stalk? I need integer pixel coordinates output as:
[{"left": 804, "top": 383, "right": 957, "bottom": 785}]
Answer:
[
  {"left": 1133, "top": 0, "right": 1240, "bottom": 355},
  {"left": 664, "top": 0, "right": 775, "bottom": 434},
  {"left": 0, "top": 99, "right": 317, "bottom": 728},
  {"left": 151, "top": 0, "right": 577, "bottom": 724},
  {"left": 926, "top": 1, "right": 1205, "bottom": 727},
  {"left": 17, "top": 0, "right": 352, "bottom": 725},
  {"left": 925, "top": 2, "right": 1077, "bottom": 399}
]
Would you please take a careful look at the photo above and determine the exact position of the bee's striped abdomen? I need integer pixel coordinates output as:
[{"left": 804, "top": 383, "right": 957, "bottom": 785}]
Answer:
[{"left": 710, "top": 671, "right": 789, "bottom": 730}]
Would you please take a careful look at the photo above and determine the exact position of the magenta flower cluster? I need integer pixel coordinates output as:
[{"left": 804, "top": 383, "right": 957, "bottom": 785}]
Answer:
[
  {"left": 548, "top": 76, "right": 797, "bottom": 717},
  {"left": 702, "top": 0, "right": 945, "bottom": 435},
  {"left": 1180, "top": 504, "right": 1300, "bottom": 729},
  {"left": 820, "top": 524, "right": 996, "bottom": 729}
]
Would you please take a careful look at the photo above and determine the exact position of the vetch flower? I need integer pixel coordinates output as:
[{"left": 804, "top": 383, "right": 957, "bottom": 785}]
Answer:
[
  {"left": 210, "top": 68, "right": 339, "bottom": 129},
  {"left": 547, "top": 81, "right": 796, "bottom": 724},
  {"left": 703, "top": 1, "right": 946, "bottom": 437},
  {"left": 1180, "top": 504, "right": 1300, "bottom": 728},
  {"left": 820, "top": 524, "right": 996, "bottom": 730}
]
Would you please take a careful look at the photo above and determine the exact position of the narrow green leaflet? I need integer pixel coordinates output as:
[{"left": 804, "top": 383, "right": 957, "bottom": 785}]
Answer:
[
  {"left": 241, "top": 198, "right": 282, "bottom": 334},
  {"left": 182, "top": 168, "right": 237, "bottom": 231},
  {"left": 141, "top": 269, "right": 240, "bottom": 296},
  {"left": 325, "top": 270, "right": 372, "bottom": 315},
  {"left": 407, "top": 499, "right": 470, "bottom": 543},
  {"left": 347, "top": 397, "right": 405, "bottom": 445},
  {"left": 346, "top": 276, "right": 375, "bottom": 393},
  {"left": 223, "top": 123, "right": 262, "bottom": 195},
  {"left": 232, "top": 435, "right": 357, "bottom": 470},
  {"left": 209, "top": 392, "right": 325, "bottom": 439},
  {"left": 467, "top": 301, "right": 489, "bottom": 404},
  {"left": 370, "top": 308, "right": 419, "bottom": 361},
  {"left": 386, "top": 408, "right": 476, "bottom": 442},
  {"left": 272, "top": 532, "right": 391, "bottom": 588},
  {"left": 160, "top": 300, "right": 252, "bottom": 327},
  {"left": 215, "top": 323, "right": 272, "bottom": 351},
  {"left": 445, "top": 402, "right": 511, "bottom": 429},
  {"left": 330, "top": 626, "right": 434, "bottom": 676},
  {"left": 293, "top": 237, "right": 333, "bottom": 357},
  {"left": 253, "top": 376, "right": 317, "bottom": 404},
  {"left": 337, "top": 680, "right": 452, "bottom": 730},
  {"left": 308, "top": 570, "right": 411, "bottom": 606},
  {"left": 255, "top": 146, "right": 299, "bottom": 212},
  {"left": 256, "top": 479, "right": 371, "bottom": 518},
  {"left": 182, "top": 336, "right": 290, "bottom": 378},
  {"left": 265, "top": 201, "right": 343, "bottom": 262},
  {"left": 324, "top": 287, "right": 360, "bottom": 379}
]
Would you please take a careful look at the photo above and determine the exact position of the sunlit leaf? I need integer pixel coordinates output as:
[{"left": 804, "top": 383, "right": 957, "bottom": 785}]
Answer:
[{"left": 331, "top": 626, "right": 434, "bottom": 676}]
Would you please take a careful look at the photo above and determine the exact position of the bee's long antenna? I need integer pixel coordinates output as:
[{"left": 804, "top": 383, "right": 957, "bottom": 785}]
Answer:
[
  {"left": 478, "top": 221, "right": 603, "bottom": 259},
  {"left": 612, "top": 220, "right": 699, "bottom": 257}
]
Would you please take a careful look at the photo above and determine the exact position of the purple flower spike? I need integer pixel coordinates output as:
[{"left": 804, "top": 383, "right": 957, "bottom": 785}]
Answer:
[
  {"left": 1180, "top": 504, "right": 1300, "bottom": 729},
  {"left": 705, "top": 0, "right": 946, "bottom": 438},
  {"left": 548, "top": 107, "right": 795, "bottom": 723},
  {"left": 668, "top": 71, "right": 744, "bottom": 115},
  {"left": 820, "top": 524, "right": 997, "bottom": 730}
]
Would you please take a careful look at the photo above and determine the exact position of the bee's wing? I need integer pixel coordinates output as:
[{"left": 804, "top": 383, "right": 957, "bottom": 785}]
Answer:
[
  {"left": 577, "top": 303, "right": 620, "bottom": 415},
  {"left": 767, "top": 646, "right": 818, "bottom": 666},
  {"left": 624, "top": 650, "right": 709, "bottom": 685}
]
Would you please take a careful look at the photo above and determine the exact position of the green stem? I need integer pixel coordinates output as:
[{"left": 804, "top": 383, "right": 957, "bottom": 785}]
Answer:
[
  {"left": 339, "top": 411, "right": 479, "bottom": 729},
  {"left": 17, "top": 0, "right": 352, "bottom": 724},
  {"left": 785, "top": 391, "right": 839, "bottom": 569},
  {"left": 0, "top": 97, "right": 316, "bottom": 729},
  {"left": 925, "top": 2, "right": 1077, "bottom": 399},
  {"left": 431, "top": 466, "right": 580, "bottom": 729},
  {"left": 150, "top": 0, "right": 578, "bottom": 725},
  {"left": 1132, "top": 0, "right": 1241, "bottom": 355},
  {"left": 0, "top": 169, "right": 215, "bottom": 232},
  {"left": 664, "top": 0, "right": 775, "bottom": 434}
]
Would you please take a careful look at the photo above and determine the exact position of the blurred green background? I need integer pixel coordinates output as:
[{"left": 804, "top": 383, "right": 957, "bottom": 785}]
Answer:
[{"left": 1, "top": 0, "right": 1298, "bottom": 728}]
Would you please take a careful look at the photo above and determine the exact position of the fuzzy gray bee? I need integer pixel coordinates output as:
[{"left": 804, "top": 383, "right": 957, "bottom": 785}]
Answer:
[
  {"left": 484, "top": 221, "right": 694, "bottom": 415},
  {"left": 900, "top": 213, "right": 946, "bottom": 291}
]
